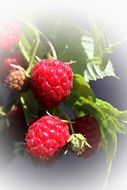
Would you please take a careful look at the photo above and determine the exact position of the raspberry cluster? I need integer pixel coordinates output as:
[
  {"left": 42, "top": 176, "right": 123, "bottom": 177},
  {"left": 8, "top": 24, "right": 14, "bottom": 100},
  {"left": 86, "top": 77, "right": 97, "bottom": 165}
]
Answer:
[{"left": 0, "top": 19, "right": 101, "bottom": 161}]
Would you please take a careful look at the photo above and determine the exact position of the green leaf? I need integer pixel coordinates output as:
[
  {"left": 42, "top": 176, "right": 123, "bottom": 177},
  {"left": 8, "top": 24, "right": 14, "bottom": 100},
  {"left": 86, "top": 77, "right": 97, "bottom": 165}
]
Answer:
[
  {"left": 82, "top": 19, "right": 119, "bottom": 81},
  {"left": 81, "top": 24, "right": 113, "bottom": 69},
  {"left": 84, "top": 61, "right": 119, "bottom": 82},
  {"left": 43, "top": 19, "right": 89, "bottom": 76},
  {"left": 65, "top": 74, "right": 95, "bottom": 107},
  {"left": 89, "top": 18, "right": 113, "bottom": 69},
  {"left": 65, "top": 74, "right": 127, "bottom": 164},
  {"left": 20, "top": 91, "right": 39, "bottom": 124},
  {"left": 19, "top": 24, "right": 37, "bottom": 63},
  {"left": 81, "top": 32, "right": 94, "bottom": 59},
  {"left": 42, "top": 18, "right": 117, "bottom": 82},
  {"left": 0, "top": 116, "right": 9, "bottom": 132},
  {"left": 101, "top": 128, "right": 117, "bottom": 164},
  {"left": 67, "top": 95, "right": 127, "bottom": 165},
  {"left": 90, "top": 18, "right": 109, "bottom": 58},
  {"left": 19, "top": 21, "right": 49, "bottom": 69},
  {"left": 84, "top": 61, "right": 117, "bottom": 82},
  {"left": 13, "top": 142, "right": 25, "bottom": 154}
]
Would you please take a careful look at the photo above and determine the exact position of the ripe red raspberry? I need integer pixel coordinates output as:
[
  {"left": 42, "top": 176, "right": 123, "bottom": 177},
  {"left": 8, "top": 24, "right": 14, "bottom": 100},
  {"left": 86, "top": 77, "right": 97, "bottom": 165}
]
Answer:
[
  {"left": 7, "top": 104, "right": 27, "bottom": 141},
  {"left": 72, "top": 115, "right": 101, "bottom": 157},
  {"left": 0, "top": 19, "right": 21, "bottom": 51},
  {"left": 31, "top": 59, "right": 73, "bottom": 109},
  {"left": 25, "top": 115, "right": 70, "bottom": 160}
]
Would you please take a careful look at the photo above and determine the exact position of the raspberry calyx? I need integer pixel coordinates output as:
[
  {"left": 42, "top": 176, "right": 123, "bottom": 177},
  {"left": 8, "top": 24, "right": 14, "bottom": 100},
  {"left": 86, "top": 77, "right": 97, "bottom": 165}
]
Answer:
[{"left": 69, "top": 133, "right": 91, "bottom": 154}]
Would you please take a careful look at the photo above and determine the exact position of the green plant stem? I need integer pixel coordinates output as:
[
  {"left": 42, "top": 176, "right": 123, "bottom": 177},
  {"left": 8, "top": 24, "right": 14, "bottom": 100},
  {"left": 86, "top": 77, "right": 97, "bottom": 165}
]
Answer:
[
  {"left": 18, "top": 41, "right": 30, "bottom": 63},
  {"left": 47, "top": 40, "right": 57, "bottom": 59},
  {"left": 20, "top": 95, "right": 30, "bottom": 125},
  {"left": 26, "top": 37, "right": 40, "bottom": 75},
  {"left": 38, "top": 30, "right": 58, "bottom": 60},
  {"left": 22, "top": 21, "right": 57, "bottom": 61},
  {"left": 21, "top": 20, "right": 40, "bottom": 75},
  {"left": 0, "top": 107, "right": 6, "bottom": 116},
  {"left": 102, "top": 160, "right": 112, "bottom": 190},
  {"left": 27, "top": 37, "right": 40, "bottom": 74},
  {"left": 68, "top": 122, "right": 74, "bottom": 134}
]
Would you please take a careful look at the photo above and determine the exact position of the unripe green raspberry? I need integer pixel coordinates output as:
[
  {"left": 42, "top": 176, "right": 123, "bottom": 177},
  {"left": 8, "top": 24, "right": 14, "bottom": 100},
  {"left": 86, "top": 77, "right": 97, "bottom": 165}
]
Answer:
[{"left": 69, "top": 133, "right": 91, "bottom": 154}]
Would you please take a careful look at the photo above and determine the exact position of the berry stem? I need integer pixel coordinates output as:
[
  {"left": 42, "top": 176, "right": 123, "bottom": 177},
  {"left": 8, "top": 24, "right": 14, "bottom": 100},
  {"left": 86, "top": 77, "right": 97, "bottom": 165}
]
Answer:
[
  {"left": 26, "top": 37, "right": 40, "bottom": 74},
  {"left": 18, "top": 41, "right": 30, "bottom": 63},
  {"left": 102, "top": 160, "right": 113, "bottom": 190},
  {"left": 26, "top": 25, "right": 40, "bottom": 74},
  {"left": 47, "top": 41, "right": 57, "bottom": 60},
  {"left": 69, "top": 123, "right": 75, "bottom": 134},
  {"left": 38, "top": 31, "right": 58, "bottom": 60},
  {"left": 0, "top": 106, "right": 6, "bottom": 116}
]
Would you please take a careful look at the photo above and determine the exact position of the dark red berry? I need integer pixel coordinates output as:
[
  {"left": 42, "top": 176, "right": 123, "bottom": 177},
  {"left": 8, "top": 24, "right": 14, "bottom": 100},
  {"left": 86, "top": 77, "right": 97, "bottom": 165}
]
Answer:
[{"left": 72, "top": 115, "right": 101, "bottom": 157}]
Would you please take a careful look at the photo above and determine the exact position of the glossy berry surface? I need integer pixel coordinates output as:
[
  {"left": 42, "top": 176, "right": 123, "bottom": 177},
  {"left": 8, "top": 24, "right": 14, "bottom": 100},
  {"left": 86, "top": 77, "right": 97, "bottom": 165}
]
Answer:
[
  {"left": 25, "top": 115, "right": 70, "bottom": 160},
  {"left": 72, "top": 115, "right": 101, "bottom": 157},
  {"left": 31, "top": 59, "right": 73, "bottom": 109}
]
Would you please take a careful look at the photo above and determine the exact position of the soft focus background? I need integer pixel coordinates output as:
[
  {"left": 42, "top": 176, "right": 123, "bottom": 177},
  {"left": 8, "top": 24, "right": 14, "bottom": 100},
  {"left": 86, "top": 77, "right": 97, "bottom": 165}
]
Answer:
[{"left": 0, "top": 1, "right": 127, "bottom": 190}]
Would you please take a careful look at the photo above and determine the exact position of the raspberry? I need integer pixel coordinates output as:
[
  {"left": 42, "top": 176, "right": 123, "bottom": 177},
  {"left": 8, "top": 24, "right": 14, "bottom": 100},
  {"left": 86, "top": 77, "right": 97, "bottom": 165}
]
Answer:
[
  {"left": 4, "top": 54, "right": 25, "bottom": 70},
  {"left": 0, "top": 54, "right": 26, "bottom": 81},
  {"left": 4, "top": 65, "right": 30, "bottom": 92},
  {"left": 72, "top": 115, "right": 101, "bottom": 157},
  {"left": 0, "top": 19, "right": 21, "bottom": 51},
  {"left": 31, "top": 59, "right": 73, "bottom": 109},
  {"left": 69, "top": 133, "right": 91, "bottom": 153},
  {"left": 25, "top": 115, "right": 70, "bottom": 160},
  {"left": 7, "top": 104, "right": 27, "bottom": 141}
]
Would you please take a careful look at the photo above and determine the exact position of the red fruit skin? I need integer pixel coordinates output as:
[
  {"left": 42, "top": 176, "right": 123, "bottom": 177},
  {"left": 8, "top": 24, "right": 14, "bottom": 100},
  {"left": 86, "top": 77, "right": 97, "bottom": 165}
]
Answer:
[
  {"left": 7, "top": 104, "right": 27, "bottom": 141},
  {"left": 72, "top": 115, "right": 101, "bottom": 157},
  {"left": 25, "top": 115, "right": 70, "bottom": 160},
  {"left": 0, "top": 19, "right": 21, "bottom": 51},
  {"left": 31, "top": 59, "right": 73, "bottom": 109},
  {"left": 4, "top": 54, "right": 25, "bottom": 70}
]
